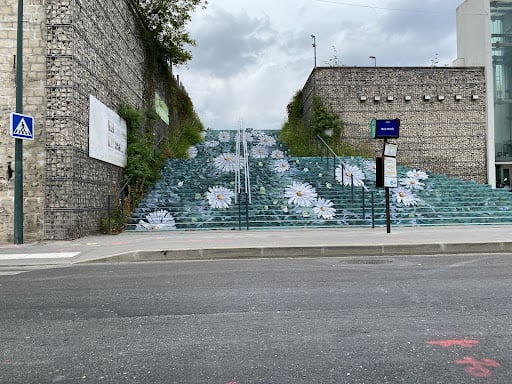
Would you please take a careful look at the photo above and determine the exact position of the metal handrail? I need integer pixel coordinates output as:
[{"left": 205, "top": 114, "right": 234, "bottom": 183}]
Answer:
[
  {"left": 316, "top": 135, "right": 370, "bottom": 192},
  {"left": 316, "top": 135, "right": 375, "bottom": 228}
]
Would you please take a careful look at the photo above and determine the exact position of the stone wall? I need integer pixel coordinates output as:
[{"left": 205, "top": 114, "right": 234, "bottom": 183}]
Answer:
[
  {"left": 303, "top": 67, "right": 487, "bottom": 183},
  {"left": 44, "top": 0, "right": 146, "bottom": 240},
  {"left": 0, "top": 0, "right": 176, "bottom": 242},
  {"left": 0, "top": 0, "right": 47, "bottom": 242}
]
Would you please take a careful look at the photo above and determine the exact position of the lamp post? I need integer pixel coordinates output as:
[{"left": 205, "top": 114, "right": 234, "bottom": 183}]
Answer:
[
  {"left": 369, "top": 55, "right": 376, "bottom": 67},
  {"left": 14, "top": 0, "right": 24, "bottom": 244},
  {"left": 311, "top": 34, "right": 317, "bottom": 68}
]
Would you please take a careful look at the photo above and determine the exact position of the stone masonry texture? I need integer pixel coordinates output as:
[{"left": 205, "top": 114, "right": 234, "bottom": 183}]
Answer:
[
  {"left": 303, "top": 67, "right": 487, "bottom": 184},
  {"left": 0, "top": 0, "right": 175, "bottom": 241}
]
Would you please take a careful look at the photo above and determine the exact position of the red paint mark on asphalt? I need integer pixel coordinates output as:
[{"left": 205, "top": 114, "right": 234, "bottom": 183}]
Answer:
[
  {"left": 426, "top": 339, "right": 479, "bottom": 348},
  {"left": 111, "top": 242, "right": 127, "bottom": 246},
  {"left": 226, "top": 382, "right": 238, "bottom": 384},
  {"left": 455, "top": 357, "right": 500, "bottom": 378}
]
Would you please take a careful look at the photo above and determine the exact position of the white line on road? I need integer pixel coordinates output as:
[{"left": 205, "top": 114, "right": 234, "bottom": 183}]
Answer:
[{"left": 0, "top": 252, "right": 79, "bottom": 260}]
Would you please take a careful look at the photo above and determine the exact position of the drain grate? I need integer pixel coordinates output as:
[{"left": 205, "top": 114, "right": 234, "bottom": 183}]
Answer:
[{"left": 341, "top": 259, "right": 393, "bottom": 265}]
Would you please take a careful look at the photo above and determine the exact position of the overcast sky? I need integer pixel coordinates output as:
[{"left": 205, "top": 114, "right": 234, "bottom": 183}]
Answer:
[{"left": 176, "top": 0, "right": 464, "bottom": 131}]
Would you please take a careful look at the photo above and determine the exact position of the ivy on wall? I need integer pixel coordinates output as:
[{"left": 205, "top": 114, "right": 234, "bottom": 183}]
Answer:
[{"left": 280, "top": 90, "right": 370, "bottom": 157}]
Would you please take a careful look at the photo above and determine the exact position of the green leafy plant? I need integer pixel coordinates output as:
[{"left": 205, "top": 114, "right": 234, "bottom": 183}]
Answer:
[{"left": 135, "top": 0, "right": 208, "bottom": 65}]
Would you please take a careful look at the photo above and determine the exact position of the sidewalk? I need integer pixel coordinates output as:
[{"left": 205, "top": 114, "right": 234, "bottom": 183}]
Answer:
[{"left": 1, "top": 225, "right": 512, "bottom": 266}]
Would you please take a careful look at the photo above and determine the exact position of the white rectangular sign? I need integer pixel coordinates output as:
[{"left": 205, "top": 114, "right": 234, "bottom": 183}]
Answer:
[
  {"left": 88, "top": 95, "right": 127, "bottom": 167},
  {"left": 384, "top": 157, "right": 398, "bottom": 188}
]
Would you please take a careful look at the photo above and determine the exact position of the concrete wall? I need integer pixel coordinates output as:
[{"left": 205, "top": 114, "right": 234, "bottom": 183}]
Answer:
[{"left": 303, "top": 66, "right": 487, "bottom": 183}]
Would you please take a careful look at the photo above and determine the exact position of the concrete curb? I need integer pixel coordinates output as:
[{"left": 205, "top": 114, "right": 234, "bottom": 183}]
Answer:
[{"left": 79, "top": 241, "right": 512, "bottom": 263}]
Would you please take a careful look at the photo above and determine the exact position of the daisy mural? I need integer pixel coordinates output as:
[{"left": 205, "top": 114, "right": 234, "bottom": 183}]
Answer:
[
  {"left": 206, "top": 186, "right": 235, "bottom": 209},
  {"left": 400, "top": 177, "right": 425, "bottom": 190},
  {"left": 204, "top": 140, "right": 219, "bottom": 148},
  {"left": 285, "top": 181, "right": 318, "bottom": 207},
  {"left": 335, "top": 164, "right": 366, "bottom": 187},
  {"left": 259, "top": 134, "right": 276, "bottom": 147},
  {"left": 218, "top": 131, "right": 231, "bottom": 142},
  {"left": 214, "top": 153, "right": 239, "bottom": 173},
  {"left": 136, "top": 210, "right": 176, "bottom": 231},
  {"left": 273, "top": 159, "right": 290, "bottom": 173},
  {"left": 407, "top": 169, "right": 429, "bottom": 180},
  {"left": 313, "top": 198, "right": 336, "bottom": 219},
  {"left": 251, "top": 145, "right": 268, "bottom": 159},
  {"left": 271, "top": 149, "right": 285, "bottom": 159},
  {"left": 393, "top": 187, "right": 419, "bottom": 206}
]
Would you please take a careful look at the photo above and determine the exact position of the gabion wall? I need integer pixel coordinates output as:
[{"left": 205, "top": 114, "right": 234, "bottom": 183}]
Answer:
[
  {"left": 44, "top": 0, "right": 145, "bottom": 240},
  {"left": 303, "top": 67, "right": 487, "bottom": 184},
  {"left": 0, "top": 0, "right": 47, "bottom": 242}
]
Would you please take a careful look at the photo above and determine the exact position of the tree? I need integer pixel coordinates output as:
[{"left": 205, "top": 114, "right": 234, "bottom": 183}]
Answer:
[{"left": 136, "top": 0, "right": 208, "bottom": 65}]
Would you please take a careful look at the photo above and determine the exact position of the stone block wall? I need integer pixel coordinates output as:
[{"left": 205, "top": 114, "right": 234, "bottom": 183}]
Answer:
[
  {"left": 43, "top": 0, "right": 145, "bottom": 240},
  {"left": 303, "top": 67, "right": 487, "bottom": 183},
  {"left": 1, "top": 0, "right": 175, "bottom": 242},
  {"left": 0, "top": 0, "right": 47, "bottom": 242}
]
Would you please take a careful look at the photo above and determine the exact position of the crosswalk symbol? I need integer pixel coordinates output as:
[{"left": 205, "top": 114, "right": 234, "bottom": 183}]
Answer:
[{"left": 10, "top": 112, "right": 34, "bottom": 140}]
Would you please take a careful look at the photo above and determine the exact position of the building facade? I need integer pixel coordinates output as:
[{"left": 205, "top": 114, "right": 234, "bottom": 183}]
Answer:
[
  {"left": 0, "top": 0, "right": 173, "bottom": 242},
  {"left": 455, "top": 0, "right": 512, "bottom": 186},
  {"left": 303, "top": 67, "right": 487, "bottom": 183}
]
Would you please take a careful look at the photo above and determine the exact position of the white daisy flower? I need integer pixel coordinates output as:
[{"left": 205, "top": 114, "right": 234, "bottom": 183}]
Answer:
[
  {"left": 187, "top": 146, "right": 198, "bottom": 159},
  {"left": 259, "top": 134, "right": 276, "bottom": 147},
  {"left": 252, "top": 130, "right": 265, "bottom": 138},
  {"left": 335, "top": 164, "right": 366, "bottom": 187},
  {"left": 214, "top": 153, "right": 239, "bottom": 173},
  {"left": 251, "top": 145, "right": 268, "bottom": 159},
  {"left": 407, "top": 169, "right": 429, "bottom": 180},
  {"left": 365, "top": 161, "right": 377, "bottom": 174},
  {"left": 273, "top": 159, "right": 290, "bottom": 173},
  {"left": 271, "top": 149, "right": 285, "bottom": 159},
  {"left": 218, "top": 131, "right": 231, "bottom": 142},
  {"left": 177, "top": 181, "right": 184, "bottom": 187},
  {"left": 394, "top": 187, "right": 419, "bottom": 206},
  {"left": 285, "top": 181, "right": 318, "bottom": 207},
  {"left": 400, "top": 177, "right": 425, "bottom": 190},
  {"left": 136, "top": 210, "right": 176, "bottom": 231},
  {"left": 204, "top": 140, "right": 219, "bottom": 148},
  {"left": 313, "top": 198, "right": 336, "bottom": 220},
  {"left": 206, "top": 186, "right": 235, "bottom": 209}
]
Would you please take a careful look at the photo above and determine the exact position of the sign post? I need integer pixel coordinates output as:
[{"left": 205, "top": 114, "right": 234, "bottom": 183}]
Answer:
[
  {"left": 372, "top": 119, "right": 400, "bottom": 234},
  {"left": 14, "top": 0, "right": 24, "bottom": 244}
]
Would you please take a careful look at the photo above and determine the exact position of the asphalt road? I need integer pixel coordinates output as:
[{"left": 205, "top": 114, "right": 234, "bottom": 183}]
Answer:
[{"left": 0, "top": 254, "right": 511, "bottom": 383}]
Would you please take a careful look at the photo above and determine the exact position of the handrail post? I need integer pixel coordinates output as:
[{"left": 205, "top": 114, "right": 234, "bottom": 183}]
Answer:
[
  {"left": 351, "top": 174, "right": 354, "bottom": 202},
  {"left": 362, "top": 186, "right": 366, "bottom": 220},
  {"left": 371, "top": 191, "right": 375, "bottom": 228}
]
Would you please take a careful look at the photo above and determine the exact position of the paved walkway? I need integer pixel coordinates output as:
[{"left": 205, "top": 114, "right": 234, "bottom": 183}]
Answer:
[{"left": 1, "top": 225, "right": 512, "bottom": 266}]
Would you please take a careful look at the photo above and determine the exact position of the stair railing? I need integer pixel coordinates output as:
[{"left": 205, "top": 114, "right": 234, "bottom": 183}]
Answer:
[
  {"left": 316, "top": 135, "right": 375, "bottom": 227},
  {"left": 235, "top": 124, "right": 251, "bottom": 229}
]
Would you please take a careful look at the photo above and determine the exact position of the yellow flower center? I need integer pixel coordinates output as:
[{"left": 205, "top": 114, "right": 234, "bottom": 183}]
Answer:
[
  {"left": 296, "top": 191, "right": 304, "bottom": 197},
  {"left": 410, "top": 180, "right": 416, "bottom": 185},
  {"left": 399, "top": 192, "right": 406, "bottom": 198},
  {"left": 320, "top": 206, "right": 327, "bottom": 211},
  {"left": 345, "top": 171, "right": 352, "bottom": 177},
  {"left": 217, "top": 194, "right": 224, "bottom": 201}
]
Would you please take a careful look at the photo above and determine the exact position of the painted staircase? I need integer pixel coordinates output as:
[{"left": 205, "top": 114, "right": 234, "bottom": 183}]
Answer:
[{"left": 126, "top": 130, "right": 512, "bottom": 231}]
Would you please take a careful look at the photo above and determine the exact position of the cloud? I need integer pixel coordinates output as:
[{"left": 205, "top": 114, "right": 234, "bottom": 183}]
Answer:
[
  {"left": 188, "top": 6, "right": 275, "bottom": 77},
  {"left": 179, "top": 0, "right": 464, "bottom": 131}
]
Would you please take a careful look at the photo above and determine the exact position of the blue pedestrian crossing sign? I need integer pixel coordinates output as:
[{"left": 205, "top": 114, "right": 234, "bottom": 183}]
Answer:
[{"left": 10, "top": 112, "right": 34, "bottom": 140}]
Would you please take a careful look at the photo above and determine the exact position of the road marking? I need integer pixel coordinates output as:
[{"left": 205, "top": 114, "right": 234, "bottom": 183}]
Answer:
[{"left": 0, "top": 252, "right": 79, "bottom": 260}]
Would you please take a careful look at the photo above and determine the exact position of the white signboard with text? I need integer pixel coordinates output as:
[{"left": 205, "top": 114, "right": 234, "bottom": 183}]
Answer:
[{"left": 88, "top": 95, "right": 127, "bottom": 168}]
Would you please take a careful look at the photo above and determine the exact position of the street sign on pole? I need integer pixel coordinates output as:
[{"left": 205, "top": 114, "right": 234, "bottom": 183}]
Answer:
[{"left": 10, "top": 112, "right": 34, "bottom": 140}]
